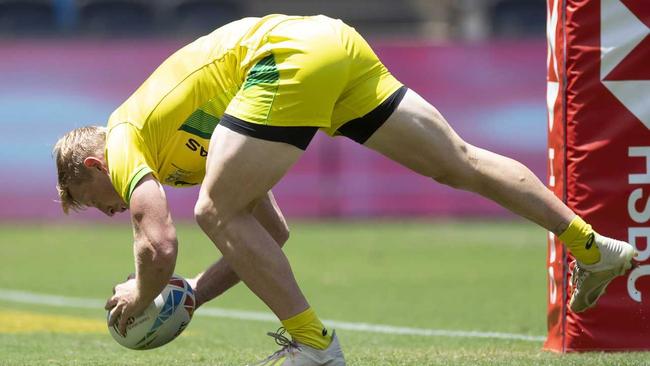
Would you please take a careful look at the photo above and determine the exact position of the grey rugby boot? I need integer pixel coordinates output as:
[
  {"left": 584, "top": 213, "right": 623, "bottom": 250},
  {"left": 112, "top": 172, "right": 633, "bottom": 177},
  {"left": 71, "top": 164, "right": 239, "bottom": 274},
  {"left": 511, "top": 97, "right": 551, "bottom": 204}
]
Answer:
[
  {"left": 248, "top": 328, "right": 345, "bottom": 366},
  {"left": 569, "top": 233, "right": 636, "bottom": 313}
]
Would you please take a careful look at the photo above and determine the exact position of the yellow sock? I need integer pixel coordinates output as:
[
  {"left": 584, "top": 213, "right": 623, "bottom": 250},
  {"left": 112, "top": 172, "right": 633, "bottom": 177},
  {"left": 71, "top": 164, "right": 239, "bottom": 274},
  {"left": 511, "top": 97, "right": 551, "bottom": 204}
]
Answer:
[
  {"left": 281, "top": 307, "right": 331, "bottom": 350},
  {"left": 559, "top": 216, "right": 601, "bottom": 264}
]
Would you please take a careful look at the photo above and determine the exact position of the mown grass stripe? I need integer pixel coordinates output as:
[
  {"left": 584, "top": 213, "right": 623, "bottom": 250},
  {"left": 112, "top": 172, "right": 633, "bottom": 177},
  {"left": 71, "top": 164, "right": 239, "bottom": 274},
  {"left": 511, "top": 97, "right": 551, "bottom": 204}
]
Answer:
[{"left": 0, "top": 289, "right": 545, "bottom": 342}]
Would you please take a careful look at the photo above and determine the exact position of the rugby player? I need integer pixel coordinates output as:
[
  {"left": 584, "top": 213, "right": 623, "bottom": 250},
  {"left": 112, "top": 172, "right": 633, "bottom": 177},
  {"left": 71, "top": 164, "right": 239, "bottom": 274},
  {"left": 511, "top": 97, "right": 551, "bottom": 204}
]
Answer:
[{"left": 53, "top": 14, "right": 636, "bottom": 366}]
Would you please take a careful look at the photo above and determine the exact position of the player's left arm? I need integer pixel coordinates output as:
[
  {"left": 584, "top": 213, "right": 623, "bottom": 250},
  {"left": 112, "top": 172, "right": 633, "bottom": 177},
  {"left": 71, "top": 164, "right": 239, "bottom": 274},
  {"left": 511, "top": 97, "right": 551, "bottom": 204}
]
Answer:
[{"left": 106, "top": 173, "right": 177, "bottom": 335}]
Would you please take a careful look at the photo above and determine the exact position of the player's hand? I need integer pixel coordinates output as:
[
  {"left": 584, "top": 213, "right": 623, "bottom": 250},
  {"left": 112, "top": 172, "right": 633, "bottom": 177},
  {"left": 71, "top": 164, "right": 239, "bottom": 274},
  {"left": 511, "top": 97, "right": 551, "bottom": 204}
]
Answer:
[{"left": 105, "top": 278, "right": 148, "bottom": 336}]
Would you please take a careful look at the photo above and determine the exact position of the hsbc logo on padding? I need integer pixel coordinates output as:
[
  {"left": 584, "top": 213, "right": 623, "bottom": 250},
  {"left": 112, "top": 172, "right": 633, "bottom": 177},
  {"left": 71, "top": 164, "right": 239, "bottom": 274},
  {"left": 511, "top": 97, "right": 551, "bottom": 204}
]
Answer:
[
  {"left": 602, "top": 0, "right": 650, "bottom": 303},
  {"left": 601, "top": 0, "right": 650, "bottom": 129}
]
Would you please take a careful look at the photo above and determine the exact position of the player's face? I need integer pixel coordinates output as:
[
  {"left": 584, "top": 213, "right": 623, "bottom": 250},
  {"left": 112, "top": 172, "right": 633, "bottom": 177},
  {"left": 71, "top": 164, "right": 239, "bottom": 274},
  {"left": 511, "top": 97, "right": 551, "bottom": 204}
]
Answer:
[{"left": 71, "top": 172, "right": 128, "bottom": 217}]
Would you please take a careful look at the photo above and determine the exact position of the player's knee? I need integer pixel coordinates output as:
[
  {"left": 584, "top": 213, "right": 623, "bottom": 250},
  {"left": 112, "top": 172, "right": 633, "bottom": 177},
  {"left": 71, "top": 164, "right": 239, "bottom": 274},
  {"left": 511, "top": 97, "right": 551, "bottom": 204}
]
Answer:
[
  {"left": 430, "top": 143, "right": 476, "bottom": 189},
  {"left": 193, "top": 197, "right": 213, "bottom": 229},
  {"left": 194, "top": 196, "right": 225, "bottom": 234}
]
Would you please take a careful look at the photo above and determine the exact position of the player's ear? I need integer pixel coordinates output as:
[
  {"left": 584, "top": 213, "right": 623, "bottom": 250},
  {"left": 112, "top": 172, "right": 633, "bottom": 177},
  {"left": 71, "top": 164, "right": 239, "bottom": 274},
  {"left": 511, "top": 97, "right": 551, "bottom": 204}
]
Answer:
[{"left": 83, "top": 157, "right": 105, "bottom": 171}]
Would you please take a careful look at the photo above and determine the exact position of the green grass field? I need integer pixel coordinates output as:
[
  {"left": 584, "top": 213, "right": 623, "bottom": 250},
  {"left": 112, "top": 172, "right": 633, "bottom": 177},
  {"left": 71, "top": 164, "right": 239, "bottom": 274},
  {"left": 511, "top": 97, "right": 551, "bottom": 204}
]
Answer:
[{"left": 1, "top": 221, "right": 649, "bottom": 365}]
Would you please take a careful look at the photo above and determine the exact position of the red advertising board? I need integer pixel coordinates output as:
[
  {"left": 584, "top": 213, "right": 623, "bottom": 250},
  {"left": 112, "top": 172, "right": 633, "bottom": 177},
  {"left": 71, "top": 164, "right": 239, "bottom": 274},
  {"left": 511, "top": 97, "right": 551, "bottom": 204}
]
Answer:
[{"left": 546, "top": 0, "right": 650, "bottom": 351}]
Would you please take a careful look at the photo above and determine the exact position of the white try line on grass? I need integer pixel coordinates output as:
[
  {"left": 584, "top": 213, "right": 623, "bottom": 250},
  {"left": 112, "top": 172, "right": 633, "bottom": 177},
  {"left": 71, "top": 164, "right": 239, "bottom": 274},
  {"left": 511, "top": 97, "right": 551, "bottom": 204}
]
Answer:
[{"left": 0, "top": 288, "right": 545, "bottom": 342}]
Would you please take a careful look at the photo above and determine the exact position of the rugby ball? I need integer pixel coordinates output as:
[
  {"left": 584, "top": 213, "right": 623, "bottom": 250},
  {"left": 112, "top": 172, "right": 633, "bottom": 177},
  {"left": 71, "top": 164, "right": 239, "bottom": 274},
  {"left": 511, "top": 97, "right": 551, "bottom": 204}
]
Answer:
[{"left": 108, "top": 275, "right": 195, "bottom": 350}]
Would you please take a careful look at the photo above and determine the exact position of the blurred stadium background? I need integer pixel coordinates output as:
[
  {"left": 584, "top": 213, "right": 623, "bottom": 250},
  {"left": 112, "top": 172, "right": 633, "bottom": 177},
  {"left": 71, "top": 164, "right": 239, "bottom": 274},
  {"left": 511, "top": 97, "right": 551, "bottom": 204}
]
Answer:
[
  {"left": 0, "top": 0, "right": 547, "bottom": 220},
  {"left": 0, "top": 0, "right": 544, "bottom": 38}
]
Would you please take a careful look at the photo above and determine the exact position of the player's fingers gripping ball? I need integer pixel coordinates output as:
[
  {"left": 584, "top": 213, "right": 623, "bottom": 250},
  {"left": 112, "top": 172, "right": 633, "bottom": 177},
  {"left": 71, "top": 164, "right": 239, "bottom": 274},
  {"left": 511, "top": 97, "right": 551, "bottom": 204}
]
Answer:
[{"left": 107, "top": 275, "right": 196, "bottom": 350}]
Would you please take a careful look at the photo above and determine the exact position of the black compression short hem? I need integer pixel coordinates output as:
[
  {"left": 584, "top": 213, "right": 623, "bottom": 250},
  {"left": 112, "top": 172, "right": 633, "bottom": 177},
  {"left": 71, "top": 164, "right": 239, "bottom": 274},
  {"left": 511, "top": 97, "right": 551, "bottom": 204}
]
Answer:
[
  {"left": 336, "top": 86, "right": 408, "bottom": 144},
  {"left": 219, "top": 115, "right": 318, "bottom": 150}
]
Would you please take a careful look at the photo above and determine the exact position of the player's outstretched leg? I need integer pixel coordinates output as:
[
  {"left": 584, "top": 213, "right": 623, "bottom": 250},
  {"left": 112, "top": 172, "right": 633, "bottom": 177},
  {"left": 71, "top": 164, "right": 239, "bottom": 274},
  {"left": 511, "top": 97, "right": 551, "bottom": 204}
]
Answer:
[
  {"left": 363, "top": 88, "right": 636, "bottom": 313},
  {"left": 195, "top": 124, "right": 345, "bottom": 365}
]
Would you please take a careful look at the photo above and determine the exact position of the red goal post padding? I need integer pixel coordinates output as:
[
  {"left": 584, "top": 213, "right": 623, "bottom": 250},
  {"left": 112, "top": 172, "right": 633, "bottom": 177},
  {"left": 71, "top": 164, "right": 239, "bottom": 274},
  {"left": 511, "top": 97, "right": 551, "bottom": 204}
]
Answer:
[{"left": 546, "top": 0, "right": 650, "bottom": 352}]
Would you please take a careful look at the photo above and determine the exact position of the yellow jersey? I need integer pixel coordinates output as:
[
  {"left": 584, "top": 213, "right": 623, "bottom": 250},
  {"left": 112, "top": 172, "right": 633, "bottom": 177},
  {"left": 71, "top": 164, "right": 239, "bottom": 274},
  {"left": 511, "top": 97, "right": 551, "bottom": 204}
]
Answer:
[
  {"left": 106, "top": 15, "right": 298, "bottom": 203},
  {"left": 106, "top": 14, "right": 402, "bottom": 204}
]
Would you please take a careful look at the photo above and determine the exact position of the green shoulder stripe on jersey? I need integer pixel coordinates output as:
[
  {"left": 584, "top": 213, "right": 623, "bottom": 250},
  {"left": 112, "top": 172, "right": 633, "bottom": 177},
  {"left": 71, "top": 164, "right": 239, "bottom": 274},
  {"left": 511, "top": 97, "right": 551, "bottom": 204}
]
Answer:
[
  {"left": 243, "top": 54, "right": 279, "bottom": 90},
  {"left": 126, "top": 166, "right": 153, "bottom": 204},
  {"left": 179, "top": 109, "right": 220, "bottom": 139}
]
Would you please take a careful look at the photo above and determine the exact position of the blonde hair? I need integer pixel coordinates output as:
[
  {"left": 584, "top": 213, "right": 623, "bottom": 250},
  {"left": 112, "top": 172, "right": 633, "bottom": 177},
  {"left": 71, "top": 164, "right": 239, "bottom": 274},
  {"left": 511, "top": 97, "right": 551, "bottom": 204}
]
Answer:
[{"left": 53, "top": 126, "right": 107, "bottom": 214}]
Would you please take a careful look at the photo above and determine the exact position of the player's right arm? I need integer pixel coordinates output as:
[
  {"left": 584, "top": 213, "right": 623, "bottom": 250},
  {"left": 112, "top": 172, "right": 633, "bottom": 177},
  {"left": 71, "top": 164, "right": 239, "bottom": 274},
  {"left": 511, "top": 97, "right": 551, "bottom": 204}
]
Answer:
[
  {"left": 104, "top": 112, "right": 183, "bottom": 334},
  {"left": 106, "top": 173, "right": 178, "bottom": 335},
  {"left": 129, "top": 174, "right": 178, "bottom": 306}
]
